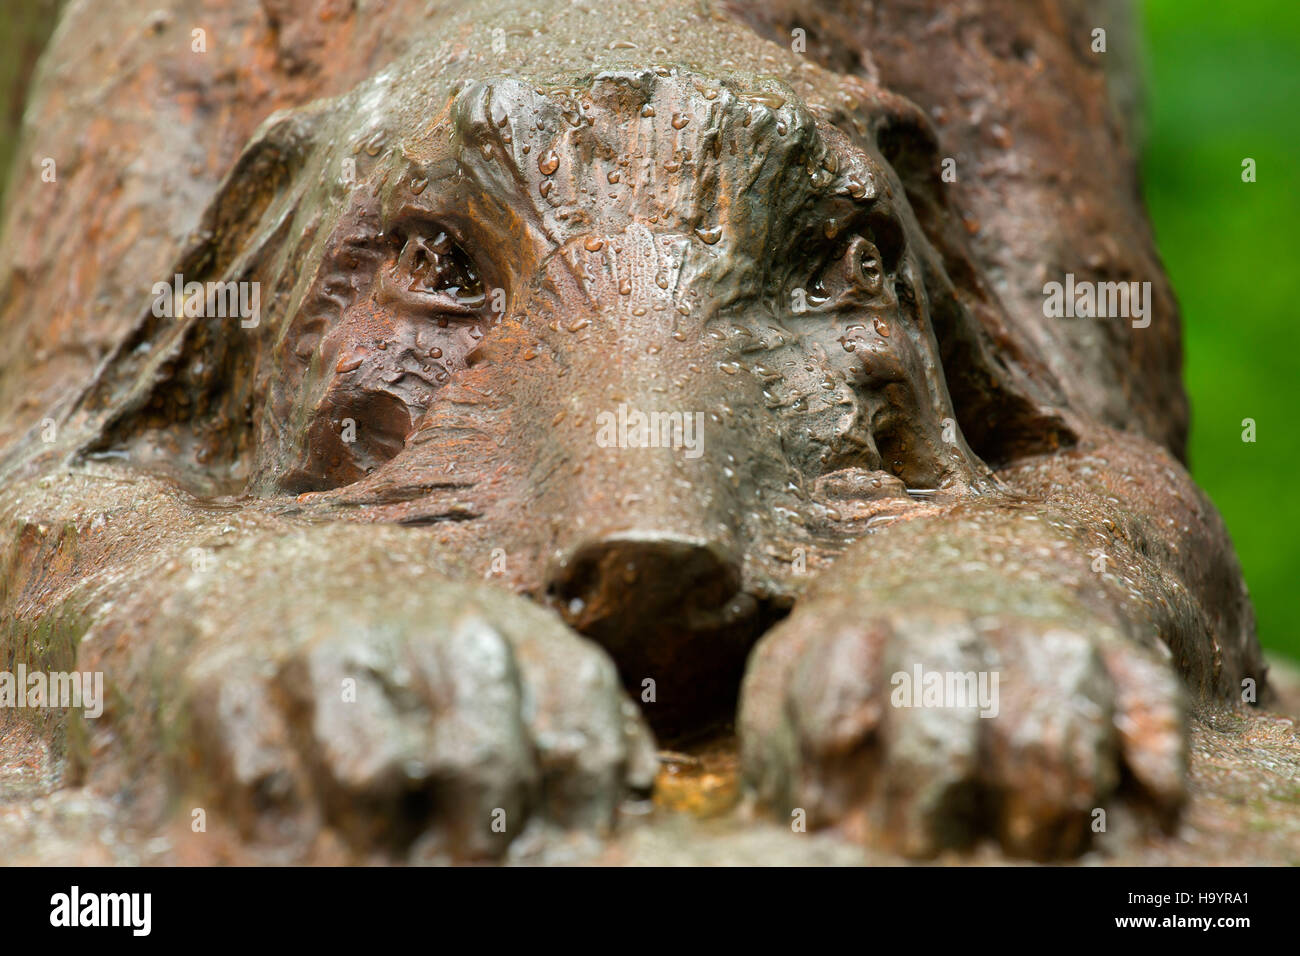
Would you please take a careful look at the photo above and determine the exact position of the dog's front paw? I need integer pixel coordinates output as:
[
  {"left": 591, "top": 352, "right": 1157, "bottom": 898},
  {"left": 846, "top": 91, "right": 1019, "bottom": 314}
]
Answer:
[
  {"left": 127, "top": 547, "right": 657, "bottom": 861},
  {"left": 739, "top": 592, "right": 1186, "bottom": 859}
]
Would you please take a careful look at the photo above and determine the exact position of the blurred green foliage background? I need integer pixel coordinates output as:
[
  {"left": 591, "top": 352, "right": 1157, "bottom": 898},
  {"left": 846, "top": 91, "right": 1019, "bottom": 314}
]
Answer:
[{"left": 1141, "top": 0, "right": 1300, "bottom": 661}]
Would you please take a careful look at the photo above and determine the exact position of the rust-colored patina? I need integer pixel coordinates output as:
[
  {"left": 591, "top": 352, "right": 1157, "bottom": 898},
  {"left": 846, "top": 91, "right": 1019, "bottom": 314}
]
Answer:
[{"left": 0, "top": 0, "right": 1266, "bottom": 862}]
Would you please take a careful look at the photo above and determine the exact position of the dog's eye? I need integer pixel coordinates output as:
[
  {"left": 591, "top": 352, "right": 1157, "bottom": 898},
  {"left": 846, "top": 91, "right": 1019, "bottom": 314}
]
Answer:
[
  {"left": 381, "top": 228, "right": 486, "bottom": 316},
  {"left": 400, "top": 231, "right": 483, "bottom": 299},
  {"left": 805, "top": 231, "right": 892, "bottom": 309},
  {"left": 849, "top": 235, "right": 884, "bottom": 295}
]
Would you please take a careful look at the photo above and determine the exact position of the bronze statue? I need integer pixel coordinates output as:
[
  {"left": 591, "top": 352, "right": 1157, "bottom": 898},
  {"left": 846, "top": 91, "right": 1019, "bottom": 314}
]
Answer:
[{"left": 0, "top": 0, "right": 1267, "bottom": 862}]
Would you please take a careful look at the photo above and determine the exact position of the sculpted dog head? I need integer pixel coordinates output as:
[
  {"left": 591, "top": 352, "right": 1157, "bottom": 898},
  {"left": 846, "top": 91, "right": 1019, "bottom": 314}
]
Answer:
[{"left": 63, "top": 2, "right": 1074, "bottom": 729}]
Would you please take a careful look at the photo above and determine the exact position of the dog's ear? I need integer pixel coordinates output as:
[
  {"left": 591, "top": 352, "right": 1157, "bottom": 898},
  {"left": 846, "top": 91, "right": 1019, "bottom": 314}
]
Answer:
[
  {"left": 870, "top": 94, "right": 1079, "bottom": 467},
  {"left": 66, "top": 99, "right": 332, "bottom": 494}
]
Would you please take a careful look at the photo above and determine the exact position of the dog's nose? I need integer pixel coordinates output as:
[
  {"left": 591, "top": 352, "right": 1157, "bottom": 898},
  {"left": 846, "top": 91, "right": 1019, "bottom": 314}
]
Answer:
[
  {"left": 549, "top": 534, "right": 742, "bottom": 634},
  {"left": 546, "top": 534, "right": 761, "bottom": 735}
]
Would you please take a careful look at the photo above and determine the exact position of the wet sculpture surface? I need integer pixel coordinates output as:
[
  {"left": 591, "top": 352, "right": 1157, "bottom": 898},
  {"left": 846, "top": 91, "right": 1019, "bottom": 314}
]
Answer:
[{"left": 0, "top": 0, "right": 1266, "bottom": 861}]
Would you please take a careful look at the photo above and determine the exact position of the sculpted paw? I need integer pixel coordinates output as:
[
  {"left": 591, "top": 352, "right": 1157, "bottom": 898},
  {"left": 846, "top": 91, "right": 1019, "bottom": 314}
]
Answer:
[
  {"left": 160, "top": 566, "right": 656, "bottom": 861},
  {"left": 739, "top": 596, "right": 1187, "bottom": 859}
]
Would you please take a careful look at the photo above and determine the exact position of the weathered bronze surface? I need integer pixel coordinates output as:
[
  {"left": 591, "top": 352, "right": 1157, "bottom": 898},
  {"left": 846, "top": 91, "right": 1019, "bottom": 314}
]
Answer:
[{"left": 0, "top": 0, "right": 1273, "bottom": 862}]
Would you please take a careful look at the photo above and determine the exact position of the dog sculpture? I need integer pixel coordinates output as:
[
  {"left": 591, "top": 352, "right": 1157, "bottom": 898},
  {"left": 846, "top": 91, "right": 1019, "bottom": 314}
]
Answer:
[{"left": 0, "top": 0, "right": 1261, "bottom": 861}]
